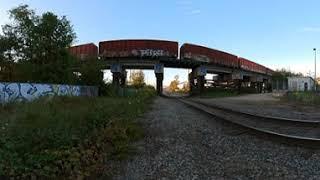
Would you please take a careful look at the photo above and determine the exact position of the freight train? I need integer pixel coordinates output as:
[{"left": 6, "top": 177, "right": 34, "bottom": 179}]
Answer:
[
  {"left": 99, "top": 39, "right": 178, "bottom": 59},
  {"left": 69, "top": 39, "right": 273, "bottom": 75},
  {"left": 68, "top": 43, "right": 98, "bottom": 59}
]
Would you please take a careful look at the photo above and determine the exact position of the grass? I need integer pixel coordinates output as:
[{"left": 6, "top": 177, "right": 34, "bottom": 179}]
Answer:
[
  {"left": 283, "top": 91, "right": 320, "bottom": 105},
  {"left": 0, "top": 87, "right": 155, "bottom": 178}
]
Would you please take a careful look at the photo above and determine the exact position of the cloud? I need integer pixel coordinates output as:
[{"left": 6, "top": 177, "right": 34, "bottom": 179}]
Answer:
[
  {"left": 176, "top": 0, "right": 201, "bottom": 15},
  {"left": 190, "top": 9, "right": 201, "bottom": 15},
  {"left": 301, "top": 27, "right": 320, "bottom": 32}
]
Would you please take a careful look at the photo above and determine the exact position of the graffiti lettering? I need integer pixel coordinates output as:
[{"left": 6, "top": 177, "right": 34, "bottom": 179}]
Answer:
[
  {"left": 139, "top": 49, "right": 167, "bottom": 57},
  {"left": 102, "top": 49, "right": 170, "bottom": 58},
  {"left": 0, "top": 82, "right": 98, "bottom": 104}
]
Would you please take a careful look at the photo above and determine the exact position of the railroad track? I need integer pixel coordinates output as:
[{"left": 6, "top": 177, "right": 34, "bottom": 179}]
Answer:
[{"left": 178, "top": 98, "right": 320, "bottom": 142}]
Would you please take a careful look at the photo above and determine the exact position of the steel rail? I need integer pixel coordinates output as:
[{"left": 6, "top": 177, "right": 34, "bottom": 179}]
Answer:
[
  {"left": 190, "top": 99, "right": 320, "bottom": 124},
  {"left": 179, "top": 98, "right": 320, "bottom": 142}
]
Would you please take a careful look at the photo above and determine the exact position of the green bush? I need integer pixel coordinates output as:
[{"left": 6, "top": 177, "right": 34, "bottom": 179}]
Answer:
[
  {"left": 284, "top": 91, "right": 320, "bottom": 105},
  {"left": 0, "top": 90, "right": 155, "bottom": 178},
  {"left": 200, "top": 86, "right": 261, "bottom": 98}
]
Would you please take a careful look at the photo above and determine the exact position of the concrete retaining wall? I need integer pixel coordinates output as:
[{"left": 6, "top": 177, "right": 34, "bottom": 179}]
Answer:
[{"left": 0, "top": 82, "right": 98, "bottom": 103}]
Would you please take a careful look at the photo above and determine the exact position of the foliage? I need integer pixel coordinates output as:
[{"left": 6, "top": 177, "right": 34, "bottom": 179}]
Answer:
[
  {"left": 283, "top": 91, "right": 320, "bottom": 105},
  {"left": 272, "top": 68, "right": 303, "bottom": 80},
  {"left": 0, "top": 89, "right": 155, "bottom": 178},
  {"left": 169, "top": 75, "right": 180, "bottom": 92},
  {"left": 130, "top": 70, "right": 145, "bottom": 88},
  {"left": 0, "top": 4, "right": 77, "bottom": 84},
  {"left": 78, "top": 58, "right": 103, "bottom": 86},
  {"left": 181, "top": 82, "right": 190, "bottom": 93},
  {"left": 118, "top": 85, "right": 156, "bottom": 97}
]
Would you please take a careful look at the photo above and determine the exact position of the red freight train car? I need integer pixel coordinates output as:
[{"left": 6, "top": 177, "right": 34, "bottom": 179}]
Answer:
[
  {"left": 99, "top": 39, "right": 178, "bottom": 59},
  {"left": 180, "top": 43, "right": 238, "bottom": 68},
  {"left": 239, "top": 57, "right": 267, "bottom": 74},
  {"left": 69, "top": 43, "right": 98, "bottom": 60}
]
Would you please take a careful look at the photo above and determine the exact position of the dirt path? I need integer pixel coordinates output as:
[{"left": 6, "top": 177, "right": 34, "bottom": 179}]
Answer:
[{"left": 113, "top": 97, "right": 320, "bottom": 179}]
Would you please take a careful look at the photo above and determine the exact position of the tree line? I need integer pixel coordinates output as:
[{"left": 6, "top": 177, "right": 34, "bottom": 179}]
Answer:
[{"left": 272, "top": 68, "right": 304, "bottom": 80}]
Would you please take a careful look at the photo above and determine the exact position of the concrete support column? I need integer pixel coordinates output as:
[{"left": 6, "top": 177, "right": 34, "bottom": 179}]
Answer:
[
  {"left": 232, "top": 71, "right": 243, "bottom": 94},
  {"left": 189, "top": 66, "right": 207, "bottom": 95},
  {"left": 112, "top": 72, "right": 121, "bottom": 86},
  {"left": 154, "top": 63, "right": 164, "bottom": 95},
  {"left": 197, "top": 75, "right": 205, "bottom": 93},
  {"left": 258, "top": 82, "right": 263, "bottom": 93},
  {"left": 120, "top": 70, "right": 127, "bottom": 87},
  {"left": 111, "top": 63, "right": 122, "bottom": 87},
  {"left": 189, "top": 71, "right": 195, "bottom": 95},
  {"left": 237, "top": 79, "right": 242, "bottom": 94},
  {"left": 250, "top": 82, "right": 256, "bottom": 92},
  {"left": 195, "top": 66, "right": 207, "bottom": 94},
  {"left": 155, "top": 73, "right": 164, "bottom": 95}
]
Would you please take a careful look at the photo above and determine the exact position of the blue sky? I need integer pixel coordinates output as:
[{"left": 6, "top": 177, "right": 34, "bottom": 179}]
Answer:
[{"left": 1, "top": 0, "right": 320, "bottom": 85}]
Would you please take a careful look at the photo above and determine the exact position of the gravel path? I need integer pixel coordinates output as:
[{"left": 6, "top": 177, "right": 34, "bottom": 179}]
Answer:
[
  {"left": 113, "top": 97, "right": 320, "bottom": 179},
  {"left": 193, "top": 93, "right": 320, "bottom": 121}
]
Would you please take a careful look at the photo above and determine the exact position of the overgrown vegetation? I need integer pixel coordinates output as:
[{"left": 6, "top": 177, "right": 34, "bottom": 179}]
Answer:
[
  {"left": 0, "top": 4, "right": 157, "bottom": 179},
  {"left": 0, "top": 88, "right": 155, "bottom": 178},
  {"left": 282, "top": 91, "right": 320, "bottom": 105}
]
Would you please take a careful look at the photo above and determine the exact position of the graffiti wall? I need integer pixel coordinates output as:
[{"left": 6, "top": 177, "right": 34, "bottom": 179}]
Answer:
[{"left": 0, "top": 82, "right": 98, "bottom": 103}]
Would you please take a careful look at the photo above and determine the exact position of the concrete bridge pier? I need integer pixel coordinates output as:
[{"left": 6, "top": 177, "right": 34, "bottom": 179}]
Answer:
[
  {"left": 250, "top": 75, "right": 263, "bottom": 93},
  {"left": 120, "top": 69, "right": 127, "bottom": 87},
  {"left": 232, "top": 70, "right": 243, "bottom": 94},
  {"left": 155, "top": 73, "right": 164, "bottom": 95},
  {"left": 236, "top": 79, "right": 242, "bottom": 94},
  {"left": 197, "top": 75, "right": 205, "bottom": 93},
  {"left": 189, "top": 66, "right": 206, "bottom": 95},
  {"left": 111, "top": 63, "right": 123, "bottom": 87},
  {"left": 154, "top": 63, "right": 164, "bottom": 95},
  {"left": 188, "top": 71, "right": 195, "bottom": 94},
  {"left": 112, "top": 72, "right": 121, "bottom": 86},
  {"left": 196, "top": 66, "right": 207, "bottom": 94}
]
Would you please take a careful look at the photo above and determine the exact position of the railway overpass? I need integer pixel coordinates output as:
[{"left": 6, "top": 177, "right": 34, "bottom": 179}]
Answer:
[{"left": 69, "top": 39, "right": 273, "bottom": 94}]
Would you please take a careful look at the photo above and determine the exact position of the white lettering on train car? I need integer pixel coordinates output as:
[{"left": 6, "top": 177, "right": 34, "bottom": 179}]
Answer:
[
  {"left": 103, "top": 49, "right": 170, "bottom": 58},
  {"left": 138, "top": 49, "right": 168, "bottom": 57}
]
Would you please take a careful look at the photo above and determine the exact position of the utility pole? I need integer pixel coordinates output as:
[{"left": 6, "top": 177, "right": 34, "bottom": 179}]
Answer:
[{"left": 313, "top": 48, "right": 317, "bottom": 91}]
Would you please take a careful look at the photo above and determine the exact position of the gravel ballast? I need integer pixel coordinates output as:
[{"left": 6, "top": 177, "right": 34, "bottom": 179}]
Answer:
[
  {"left": 113, "top": 97, "right": 320, "bottom": 179},
  {"left": 193, "top": 93, "right": 320, "bottom": 121}
]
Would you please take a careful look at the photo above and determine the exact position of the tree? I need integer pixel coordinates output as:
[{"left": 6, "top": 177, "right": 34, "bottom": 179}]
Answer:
[
  {"left": 272, "top": 68, "right": 303, "bottom": 80},
  {"left": 181, "top": 82, "right": 190, "bottom": 93},
  {"left": 131, "top": 70, "right": 145, "bottom": 88},
  {"left": 79, "top": 58, "right": 103, "bottom": 86},
  {"left": 169, "top": 75, "right": 179, "bottom": 92},
  {"left": 0, "top": 4, "right": 77, "bottom": 83}
]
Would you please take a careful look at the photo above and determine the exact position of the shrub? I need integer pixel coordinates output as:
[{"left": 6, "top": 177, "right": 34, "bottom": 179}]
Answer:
[
  {"left": 284, "top": 91, "right": 320, "bottom": 105},
  {"left": 0, "top": 90, "right": 155, "bottom": 178}
]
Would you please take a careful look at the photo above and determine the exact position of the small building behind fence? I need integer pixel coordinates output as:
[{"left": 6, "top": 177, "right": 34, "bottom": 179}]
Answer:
[{"left": 272, "top": 76, "right": 315, "bottom": 92}]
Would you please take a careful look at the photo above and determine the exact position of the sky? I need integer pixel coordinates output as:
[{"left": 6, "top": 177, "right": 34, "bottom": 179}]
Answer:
[{"left": 1, "top": 0, "right": 320, "bottom": 85}]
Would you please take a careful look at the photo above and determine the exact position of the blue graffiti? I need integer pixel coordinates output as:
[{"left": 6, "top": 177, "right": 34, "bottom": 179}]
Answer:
[{"left": 0, "top": 82, "right": 98, "bottom": 103}]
